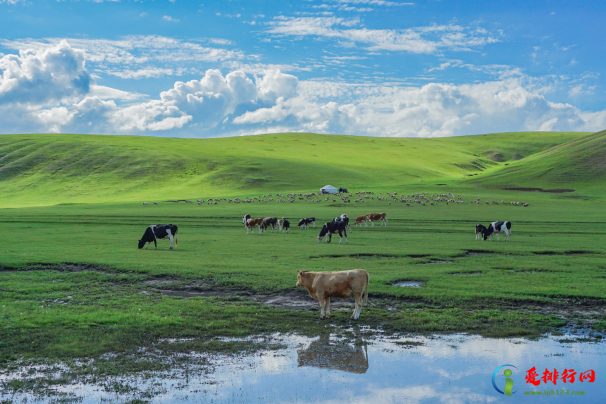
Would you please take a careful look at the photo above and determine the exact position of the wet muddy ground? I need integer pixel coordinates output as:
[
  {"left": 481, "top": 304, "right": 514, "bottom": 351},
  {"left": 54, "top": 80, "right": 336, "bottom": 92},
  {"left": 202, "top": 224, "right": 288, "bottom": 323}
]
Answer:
[{"left": 2, "top": 331, "right": 605, "bottom": 403}]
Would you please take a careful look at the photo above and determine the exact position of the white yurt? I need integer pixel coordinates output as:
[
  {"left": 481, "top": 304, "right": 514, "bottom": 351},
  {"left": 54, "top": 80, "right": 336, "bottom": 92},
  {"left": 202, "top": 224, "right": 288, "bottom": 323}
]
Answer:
[{"left": 320, "top": 185, "right": 338, "bottom": 194}]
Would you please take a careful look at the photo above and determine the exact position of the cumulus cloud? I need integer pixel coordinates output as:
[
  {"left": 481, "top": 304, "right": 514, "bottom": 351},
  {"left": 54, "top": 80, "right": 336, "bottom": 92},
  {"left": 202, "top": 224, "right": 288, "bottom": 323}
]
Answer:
[
  {"left": 266, "top": 17, "right": 500, "bottom": 53},
  {"left": 231, "top": 78, "right": 606, "bottom": 137},
  {"left": 0, "top": 36, "right": 247, "bottom": 79},
  {"left": 0, "top": 40, "right": 91, "bottom": 105},
  {"left": 0, "top": 41, "right": 604, "bottom": 137}
]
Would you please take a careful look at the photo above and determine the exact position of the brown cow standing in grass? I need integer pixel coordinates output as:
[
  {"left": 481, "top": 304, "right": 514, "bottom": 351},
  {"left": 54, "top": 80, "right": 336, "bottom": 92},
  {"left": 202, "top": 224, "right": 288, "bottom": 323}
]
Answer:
[
  {"left": 246, "top": 218, "right": 264, "bottom": 235},
  {"left": 367, "top": 212, "right": 388, "bottom": 227},
  {"left": 296, "top": 269, "right": 369, "bottom": 320},
  {"left": 354, "top": 215, "right": 368, "bottom": 227}
]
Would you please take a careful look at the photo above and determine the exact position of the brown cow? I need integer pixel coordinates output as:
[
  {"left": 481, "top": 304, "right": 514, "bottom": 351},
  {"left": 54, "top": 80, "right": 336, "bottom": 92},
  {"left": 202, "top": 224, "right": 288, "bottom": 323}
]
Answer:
[
  {"left": 367, "top": 212, "right": 387, "bottom": 227},
  {"left": 296, "top": 269, "right": 369, "bottom": 320},
  {"left": 354, "top": 215, "right": 368, "bottom": 227},
  {"left": 246, "top": 218, "right": 264, "bottom": 235}
]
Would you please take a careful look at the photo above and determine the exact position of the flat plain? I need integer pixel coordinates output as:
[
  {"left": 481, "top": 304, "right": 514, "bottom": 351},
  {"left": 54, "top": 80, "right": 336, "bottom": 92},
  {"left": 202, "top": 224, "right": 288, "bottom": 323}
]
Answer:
[{"left": 0, "top": 130, "right": 605, "bottom": 369}]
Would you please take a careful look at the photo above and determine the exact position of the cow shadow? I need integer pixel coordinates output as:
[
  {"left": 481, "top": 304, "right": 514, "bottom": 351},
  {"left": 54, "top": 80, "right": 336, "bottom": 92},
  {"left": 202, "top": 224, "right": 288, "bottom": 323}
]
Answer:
[{"left": 297, "top": 334, "right": 369, "bottom": 374}]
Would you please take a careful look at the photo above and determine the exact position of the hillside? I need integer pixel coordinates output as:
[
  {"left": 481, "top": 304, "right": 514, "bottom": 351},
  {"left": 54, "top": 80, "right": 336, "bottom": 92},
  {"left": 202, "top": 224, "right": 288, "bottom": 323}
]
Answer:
[
  {"left": 0, "top": 131, "right": 594, "bottom": 207},
  {"left": 469, "top": 129, "right": 606, "bottom": 193}
]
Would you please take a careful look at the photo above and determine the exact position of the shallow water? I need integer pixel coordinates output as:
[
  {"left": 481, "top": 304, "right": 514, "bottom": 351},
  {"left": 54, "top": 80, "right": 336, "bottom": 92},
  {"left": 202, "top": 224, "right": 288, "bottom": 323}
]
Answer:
[
  {"left": 2, "top": 332, "right": 605, "bottom": 403},
  {"left": 394, "top": 281, "right": 422, "bottom": 287}
]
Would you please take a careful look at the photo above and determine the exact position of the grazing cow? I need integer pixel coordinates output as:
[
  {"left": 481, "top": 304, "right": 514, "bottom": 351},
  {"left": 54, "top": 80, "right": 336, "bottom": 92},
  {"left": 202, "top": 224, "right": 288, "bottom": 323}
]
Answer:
[
  {"left": 354, "top": 215, "right": 367, "bottom": 227},
  {"left": 138, "top": 224, "right": 178, "bottom": 250},
  {"left": 282, "top": 219, "right": 290, "bottom": 233},
  {"left": 483, "top": 221, "right": 512, "bottom": 241},
  {"left": 367, "top": 212, "right": 387, "bottom": 227},
  {"left": 318, "top": 220, "right": 348, "bottom": 244},
  {"left": 246, "top": 218, "right": 264, "bottom": 235},
  {"left": 262, "top": 217, "right": 278, "bottom": 232},
  {"left": 339, "top": 188, "right": 348, "bottom": 193},
  {"left": 475, "top": 224, "right": 487, "bottom": 240},
  {"left": 242, "top": 214, "right": 251, "bottom": 227},
  {"left": 298, "top": 217, "right": 316, "bottom": 229},
  {"left": 296, "top": 269, "right": 369, "bottom": 319},
  {"left": 340, "top": 214, "right": 352, "bottom": 231},
  {"left": 332, "top": 215, "right": 351, "bottom": 232}
]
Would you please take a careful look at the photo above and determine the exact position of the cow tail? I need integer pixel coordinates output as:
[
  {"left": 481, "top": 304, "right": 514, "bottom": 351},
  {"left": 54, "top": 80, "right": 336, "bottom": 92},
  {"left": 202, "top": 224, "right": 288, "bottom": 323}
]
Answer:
[{"left": 364, "top": 272, "right": 369, "bottom": 304}]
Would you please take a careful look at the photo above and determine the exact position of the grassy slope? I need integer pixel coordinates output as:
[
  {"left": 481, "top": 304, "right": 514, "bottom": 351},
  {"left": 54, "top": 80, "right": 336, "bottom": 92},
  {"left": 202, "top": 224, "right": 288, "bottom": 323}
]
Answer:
[
  {"left": 0, "top": 131, "right": 591, "bottom": 207},
  {"left": 468, "top": 129, "right": 606, "bottom": 194}
]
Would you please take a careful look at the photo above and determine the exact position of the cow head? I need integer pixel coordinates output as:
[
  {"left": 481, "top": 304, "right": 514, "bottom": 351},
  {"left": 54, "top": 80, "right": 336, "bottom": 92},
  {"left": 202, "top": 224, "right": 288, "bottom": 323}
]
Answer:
[
  {"left": 138, "top": 239, "right": 146, "bottom": 249},
  {"left": 296, "top": 270, "right": 309, "bottom": 287},
  {"left": 318, "top": 224, "right": 329, "bottom": 242},
  {"left": 482, "top": 229, "right": 492, "bottom": 240}
]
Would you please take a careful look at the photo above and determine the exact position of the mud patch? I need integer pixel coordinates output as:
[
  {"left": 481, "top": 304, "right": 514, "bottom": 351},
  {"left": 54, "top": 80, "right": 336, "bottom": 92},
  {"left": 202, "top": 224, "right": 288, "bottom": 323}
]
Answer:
[
  {"left": 503, "top": 187, "right": 575, "bottom": 193},
  {"left": 533, "top": 251, "right": 598, "bottom": 256},
  {"left": 464, "top": 250, "right": 495, "bottom": 256},
  {"left": 0, "top": 262, "right": 117, "bottom": 273},
  {"left": 155, "top": 288, "right": 354, "bottom": 311},
  {"left": 417, "top": 260, "right": 454, "bottom": 265}
]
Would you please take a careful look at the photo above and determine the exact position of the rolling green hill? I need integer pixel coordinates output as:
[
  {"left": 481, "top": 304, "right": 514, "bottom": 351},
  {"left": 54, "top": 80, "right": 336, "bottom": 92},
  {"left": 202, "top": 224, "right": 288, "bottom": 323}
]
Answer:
[
  {"left": 0, "top": 131, "right": 598, "bottom": 207},
  {"left": 467, "top": 129, "right": 606, "bottom": 193}
]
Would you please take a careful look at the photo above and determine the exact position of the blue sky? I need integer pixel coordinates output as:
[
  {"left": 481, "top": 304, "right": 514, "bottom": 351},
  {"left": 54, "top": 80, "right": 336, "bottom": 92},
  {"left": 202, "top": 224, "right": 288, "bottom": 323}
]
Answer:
[{"left": 0, "top": 0, "right": 604, "bottom": 137}]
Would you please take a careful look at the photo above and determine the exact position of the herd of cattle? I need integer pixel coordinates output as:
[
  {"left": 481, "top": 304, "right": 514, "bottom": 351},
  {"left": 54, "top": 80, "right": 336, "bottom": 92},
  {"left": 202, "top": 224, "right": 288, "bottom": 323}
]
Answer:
[
  {"left": 136, "top": 215, "right": 513, "bottom": 320},
  {"left": 241, "top": 212, "right": 388, "bottom": 244}
]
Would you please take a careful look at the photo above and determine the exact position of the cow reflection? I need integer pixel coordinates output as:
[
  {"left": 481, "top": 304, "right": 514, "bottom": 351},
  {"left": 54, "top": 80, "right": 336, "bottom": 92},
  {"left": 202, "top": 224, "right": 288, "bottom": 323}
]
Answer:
[{"left": 297, "top": 335, "right": 369, "bottom": 374}]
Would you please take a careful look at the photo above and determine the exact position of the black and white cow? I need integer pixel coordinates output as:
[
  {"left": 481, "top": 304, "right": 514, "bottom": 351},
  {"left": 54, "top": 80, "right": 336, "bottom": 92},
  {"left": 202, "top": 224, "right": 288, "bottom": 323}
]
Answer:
[
  {"left": 339, "top": 188, "right": 348, "bottom": 193},
  {"left": 298, "top": 217, "right": 316, "bottom": 229},
  {"left": 475, "top": 224, "right": 487, "bottom": 240},
  {"left": 242, "top": 214, "right": 251, "bottom": 227},
  {"left": 318, "top": 220, "right": 348, "bottom": 244},
  {"left": 262, "top": 217, "right": 278, "bottom": 232},
  {"left": 331, "top": 215, "right": 351, "bottom": 233},
  {"left": 138, "top": 224, "right": 178, "bottom": 250},
  {"left": 483, "top": 221, "right": 512, "bottom": 241},
  {"left": 282, "top": 219, "right": 290, "bottom": 233}
]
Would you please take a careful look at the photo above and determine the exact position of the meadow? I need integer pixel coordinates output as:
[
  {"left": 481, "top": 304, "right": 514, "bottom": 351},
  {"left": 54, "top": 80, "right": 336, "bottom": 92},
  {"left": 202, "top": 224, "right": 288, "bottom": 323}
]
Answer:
[{"left": 0, "top": 130, "right": 605, "bottom": 367}]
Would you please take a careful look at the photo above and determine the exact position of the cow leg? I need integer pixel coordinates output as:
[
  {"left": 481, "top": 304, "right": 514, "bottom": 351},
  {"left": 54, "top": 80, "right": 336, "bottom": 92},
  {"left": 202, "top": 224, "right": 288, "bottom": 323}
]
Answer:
[
  {"left": 344, "top": 229, "right": 348, "bottom": 244},
  {"left": 351, "top": 293, "right": 362, "bottom": 320},
  {"left": 318, "top": 294, "right": 326, "bottom": 318},
  {"left": 166, "top": 230, "right": 174, "bottom": 249},
  {"left": 325, "top": 297, "right": 331, "bottom": 318},
  {"left": 144, "top": 242, "right": 150, "bottom": 249},
  {"left": 154, "top": 239, "right": 157, "bottom": 249}
]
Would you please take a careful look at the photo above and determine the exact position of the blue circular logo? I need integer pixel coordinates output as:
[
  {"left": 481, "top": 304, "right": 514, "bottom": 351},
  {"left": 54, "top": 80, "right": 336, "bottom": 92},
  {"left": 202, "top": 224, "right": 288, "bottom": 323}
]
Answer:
[{"left": 492, "top": 364, "right": 517, "bottom": 396}]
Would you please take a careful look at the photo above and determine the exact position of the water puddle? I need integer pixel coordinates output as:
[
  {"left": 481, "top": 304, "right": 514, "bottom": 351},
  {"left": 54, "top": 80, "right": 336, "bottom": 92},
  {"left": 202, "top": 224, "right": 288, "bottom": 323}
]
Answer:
[
  {"left": 393, "top": 281, "right": 423, "bottom": 287},
  {"left": 2, "top": 332, "right": 606, "bottom": 403}
]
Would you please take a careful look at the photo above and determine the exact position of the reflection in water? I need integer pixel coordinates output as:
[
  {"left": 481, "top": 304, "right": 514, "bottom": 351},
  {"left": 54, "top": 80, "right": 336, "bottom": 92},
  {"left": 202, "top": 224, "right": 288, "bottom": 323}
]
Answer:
[
  {"left": 297, "top": 334, "right": 369, "bottom": 374},
  {"left": 2, "top": 332, "right": 606, "bottom": 403}
]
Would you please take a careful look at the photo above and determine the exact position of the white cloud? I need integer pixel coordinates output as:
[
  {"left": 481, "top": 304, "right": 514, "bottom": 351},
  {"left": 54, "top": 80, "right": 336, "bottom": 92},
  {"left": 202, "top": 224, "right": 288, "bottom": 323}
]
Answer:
[
  {"left": 0, "top": 40, "right": 91, "bottom": 106},
  {"left": 163, "top": 15, "right": 180, "bottom": 22},
  {"left": 0, "top": 36, "right": 247, "bottom": 79},
  {"left": 1, "top": 41, "right": 604, "bottom": 137},
  {"left": 231, "top": 78, "right": 606, "bottom": 137},
  {"left": 266, "top": 17, "right": 500, "bottom": 53}
]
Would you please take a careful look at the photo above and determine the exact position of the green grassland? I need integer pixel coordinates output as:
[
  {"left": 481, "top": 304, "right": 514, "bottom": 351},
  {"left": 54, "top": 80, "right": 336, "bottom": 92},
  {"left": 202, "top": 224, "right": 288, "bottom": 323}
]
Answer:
[
  {"left": 0, "top": 131, "right": 594, "bottom": 207},
  {"left": 1, "top": 130, "right": 605, "bottom": 365}
]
